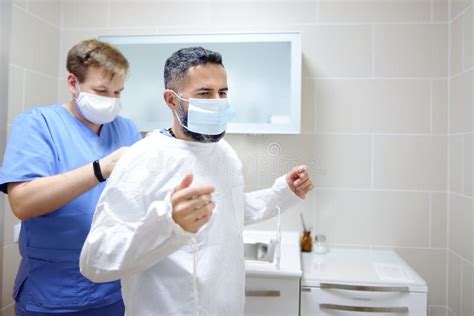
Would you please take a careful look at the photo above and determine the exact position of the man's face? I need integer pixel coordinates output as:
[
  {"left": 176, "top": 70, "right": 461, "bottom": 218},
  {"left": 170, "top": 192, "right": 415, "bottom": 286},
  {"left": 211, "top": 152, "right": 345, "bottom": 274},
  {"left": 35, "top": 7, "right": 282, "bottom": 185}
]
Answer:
[
  {"left": 74, "top": 66, "right": 125, "bottom": 99},
  {"left": 175, "top": 63, "right": 229, "bottom": 143},
  {"left": 178, "top": 63, "right": 228, "bottom": 102}
]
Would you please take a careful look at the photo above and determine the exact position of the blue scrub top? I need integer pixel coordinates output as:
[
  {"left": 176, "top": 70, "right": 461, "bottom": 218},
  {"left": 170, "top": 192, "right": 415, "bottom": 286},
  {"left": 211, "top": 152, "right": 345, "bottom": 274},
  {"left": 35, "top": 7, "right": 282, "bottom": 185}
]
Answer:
[{"left": 0, "top": 105, "right": 141, "bottom": 313}]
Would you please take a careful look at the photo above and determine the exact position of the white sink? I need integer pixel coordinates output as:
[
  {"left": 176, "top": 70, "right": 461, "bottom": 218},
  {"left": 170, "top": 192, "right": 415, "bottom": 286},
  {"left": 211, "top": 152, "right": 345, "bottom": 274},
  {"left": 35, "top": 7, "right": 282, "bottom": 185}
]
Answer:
[
  {"left": 244, "top": 230, "right": 302, "bottom": 277},
  {"left": 244, "top": 240, "right": 278, "bottom": 263}
]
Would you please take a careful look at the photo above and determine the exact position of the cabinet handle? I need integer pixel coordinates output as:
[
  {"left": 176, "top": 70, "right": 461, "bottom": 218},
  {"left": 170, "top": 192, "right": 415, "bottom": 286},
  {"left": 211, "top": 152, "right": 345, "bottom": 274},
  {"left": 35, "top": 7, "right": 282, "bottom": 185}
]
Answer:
[
  {"left": 320, "top": 283, "right": 409, "bottom": 293},
  {"left": 245, "top": 290, "right": 281, "bottom": 297},
  {"left": 320, "top": 304, "right": 409, "bottom": 314}
]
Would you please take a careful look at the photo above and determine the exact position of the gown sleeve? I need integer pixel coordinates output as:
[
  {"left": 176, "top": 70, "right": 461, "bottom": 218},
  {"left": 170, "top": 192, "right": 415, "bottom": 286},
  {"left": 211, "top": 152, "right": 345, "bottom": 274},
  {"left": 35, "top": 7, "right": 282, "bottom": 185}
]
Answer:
[
  {"left": 243, "top": 175, "right": 302, "bottom": 226},
  {"left": 80, "top": 140, "right": 194, "bottom": 283}
]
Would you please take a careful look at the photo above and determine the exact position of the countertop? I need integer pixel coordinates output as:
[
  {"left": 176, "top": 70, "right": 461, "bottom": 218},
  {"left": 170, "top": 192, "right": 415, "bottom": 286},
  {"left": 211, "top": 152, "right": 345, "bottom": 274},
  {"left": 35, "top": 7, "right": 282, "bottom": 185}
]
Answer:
[{"left": 244, "top": 230, "right": 302, "bottom": 278}]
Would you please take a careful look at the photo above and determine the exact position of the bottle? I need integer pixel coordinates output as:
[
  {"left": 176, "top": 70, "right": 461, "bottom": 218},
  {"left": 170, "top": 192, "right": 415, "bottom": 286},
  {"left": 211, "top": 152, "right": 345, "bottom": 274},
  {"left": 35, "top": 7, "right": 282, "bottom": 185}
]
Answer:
[
  {"left": 300, "top": 231, "right": 313, "bottom": 252},
  {"left": 313, "top": 234, "right": 328, "bottom": 254}
]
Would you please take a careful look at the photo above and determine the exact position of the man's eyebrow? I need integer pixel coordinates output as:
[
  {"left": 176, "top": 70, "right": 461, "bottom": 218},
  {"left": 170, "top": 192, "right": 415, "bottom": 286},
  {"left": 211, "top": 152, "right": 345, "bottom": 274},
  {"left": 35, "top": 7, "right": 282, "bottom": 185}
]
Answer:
[
  {"left": 195, "top": 87, "right": 211, "bottom": 90},
  {"left": 219, "top": 87, "right": 228, "bottom": 91}
]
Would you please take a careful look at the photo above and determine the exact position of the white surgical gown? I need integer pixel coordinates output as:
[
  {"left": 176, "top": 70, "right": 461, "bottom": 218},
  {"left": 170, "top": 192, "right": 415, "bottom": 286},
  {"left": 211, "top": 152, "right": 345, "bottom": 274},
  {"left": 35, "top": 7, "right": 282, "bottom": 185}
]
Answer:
[{"left": 80, "top": 131, "right": 301, "bottom": 316}]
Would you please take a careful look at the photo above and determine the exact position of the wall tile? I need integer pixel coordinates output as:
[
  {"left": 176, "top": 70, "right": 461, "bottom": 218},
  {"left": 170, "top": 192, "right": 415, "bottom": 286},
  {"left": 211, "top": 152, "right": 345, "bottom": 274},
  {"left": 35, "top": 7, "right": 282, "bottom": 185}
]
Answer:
[
  {"left": 464, "top": 134, "right": 473, "bottom": 196},
  {"left": 463, "top": 7, "right": 473, "bottom": 70},
  {"left": 429, "top": 305, "right": 450, "bottom": 316},
  {"left": 7, "top": 66, "right": 23, "bottom": 125},
  {"left": 10, "top": 6, "right": 60, "bottom": 77},
  {"left": 448, "top": 251, "right": 463, "bottom": 315},
  {"left": 224, "top": 134, "right": 264, "bottom": 189},
  {"left": 396, "top": 248, "right": 447, "bottom": 306},
  {"left": 374, "top": 24, "right": 448, "bottom": 77},
  {"left": 61, "top": 0, "right": 108, "bottom": 29},
  {"left": 302, "top": 25, "right": 372, "bottom": 78},
  {"left": 313, "top": 190, "right": 430, "bottom": 247},
  {"left": 315, "top": 78, "right": 432, "bottom": 133},
  {"left": 24, "top": 71, "right": 58, "bottom": 109},
  {"left": 111, "top": 1, "right": 213, "bottom": 28},
  {"left": 451, "top": 16, "right": 464, "bottom": 76},
  {"left": 461, "top": 261, "right": 474, "bottom": 316},
  {"left": 301, "top": 78, "right": 316, "bottom": 134},
  {"left": 450, "top": 0, "right": 472, "bottom": 21},
  {"left": 28, "top": 0, "right": 61, "bottom": 27},
  {"left": 431, "top": 192, "right": 448, "bottom": 248},
  {"left": 210, "top": 1, "right": 317, "bottom": 27},
  {"left": 433, "top": 0, "right": 449, "bottom": 23},
  {"left": 1, "top": 303, "right": 15, "bottom": 316},
  {"left": 318, "top": 0, "right": 431, "bottom": 23},
  {"left": 12, "top": 0, "right": 26, "bottom": 10},
  {"left": 313, "top": 135, "right": 372, "bottom": 188},
  {"left": 450, "top": 70, "right": 473, "bottom": 133},
  {"left": 258, "top": 135, "right": 317, "bottom": 188},
  {"left": 432, "top": 79, "right": 448, "bottom": 134},
  {"left": 314, "top": 79, "right": 374, "bottom": 133},
  {"left": 3, "top": 201, "right": 19, "bottom": 248},
  {"left": 449, "top": 194, "right": 473, "bottom": 262},
  {"left": 373, "top": 79, "right": 431, "bottom": 133},
  {"left": 450, "top": 135, "right": 464, "bottom": 194},
  {"left": 374, "top": 136, "right": 447, "bottom": 190},
  {"left": 2, "top": 245, "right": 20, "bottom": 309}
]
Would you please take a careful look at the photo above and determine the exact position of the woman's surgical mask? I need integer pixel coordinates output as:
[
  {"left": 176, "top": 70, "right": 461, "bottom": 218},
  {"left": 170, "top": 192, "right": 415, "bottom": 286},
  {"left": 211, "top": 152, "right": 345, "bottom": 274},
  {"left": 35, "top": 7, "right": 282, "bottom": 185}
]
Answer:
[
  {"left": 75, "top": 83, "right": 122, "bottom": 125},
  {"left": 172, "top": 91, "right": 235, "bottom": 136}
]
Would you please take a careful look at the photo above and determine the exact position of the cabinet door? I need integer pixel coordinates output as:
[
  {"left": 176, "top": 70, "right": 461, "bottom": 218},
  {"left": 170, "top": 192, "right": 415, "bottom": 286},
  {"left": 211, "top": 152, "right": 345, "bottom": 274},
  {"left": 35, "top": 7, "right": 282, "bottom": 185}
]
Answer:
[
  {"left": 300, "top": 286, "right": 427, "bottom": 316},
  {"left": 100, "top": 32, "right": 302, "bottom": 134},
  {"left": 244, "top": 276, "right": 300, "bottom": 316}
]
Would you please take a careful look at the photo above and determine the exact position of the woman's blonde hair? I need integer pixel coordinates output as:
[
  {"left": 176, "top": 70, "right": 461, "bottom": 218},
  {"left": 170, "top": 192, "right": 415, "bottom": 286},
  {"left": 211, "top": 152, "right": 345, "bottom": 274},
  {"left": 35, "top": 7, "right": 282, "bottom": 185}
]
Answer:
[{"left": 66, "top": 39, "right": 128, "bottom": 83}]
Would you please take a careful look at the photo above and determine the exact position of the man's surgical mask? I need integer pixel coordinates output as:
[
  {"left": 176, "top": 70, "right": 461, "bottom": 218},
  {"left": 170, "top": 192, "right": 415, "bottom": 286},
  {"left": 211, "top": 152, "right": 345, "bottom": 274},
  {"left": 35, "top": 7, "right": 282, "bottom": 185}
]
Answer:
[
  {"left": 173, "top": 91, "right": 235, "bottom": 136},
  {"left": 75, "top": 83, "right": 122, "bottom": 125}
]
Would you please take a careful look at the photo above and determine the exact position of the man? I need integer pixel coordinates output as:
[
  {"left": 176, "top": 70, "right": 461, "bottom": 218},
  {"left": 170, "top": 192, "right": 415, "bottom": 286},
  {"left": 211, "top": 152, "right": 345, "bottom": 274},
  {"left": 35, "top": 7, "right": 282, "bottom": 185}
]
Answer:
[
  {"left": 1, "top": 39, "right": 140, "bottom": 315},
  {"left": 80, "top": 47, "right": 313, "bottom": 315}
]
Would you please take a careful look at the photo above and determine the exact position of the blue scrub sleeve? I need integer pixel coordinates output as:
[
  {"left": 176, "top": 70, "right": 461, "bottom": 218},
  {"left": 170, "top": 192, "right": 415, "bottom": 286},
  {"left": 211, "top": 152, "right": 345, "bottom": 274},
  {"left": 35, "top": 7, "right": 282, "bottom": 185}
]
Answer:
[
  {"left": 0, "top": 110, "right": 57, "bottom": 194},
  {"left": 129, "top": 120, "right": 142, "bottom": 142}
]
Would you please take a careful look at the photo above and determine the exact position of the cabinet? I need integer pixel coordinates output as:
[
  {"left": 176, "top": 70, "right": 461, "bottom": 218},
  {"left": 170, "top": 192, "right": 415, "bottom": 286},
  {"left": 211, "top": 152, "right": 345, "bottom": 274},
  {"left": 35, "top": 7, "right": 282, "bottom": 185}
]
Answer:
[
  {"left": 300, "top": 248, "right": 428, "bottom": 315},
  {"left": 100, "top": 32, "right": 302, "bottom": 134},
  {"left": 245, "top": 276, "right": 300, "bottom": 316}
]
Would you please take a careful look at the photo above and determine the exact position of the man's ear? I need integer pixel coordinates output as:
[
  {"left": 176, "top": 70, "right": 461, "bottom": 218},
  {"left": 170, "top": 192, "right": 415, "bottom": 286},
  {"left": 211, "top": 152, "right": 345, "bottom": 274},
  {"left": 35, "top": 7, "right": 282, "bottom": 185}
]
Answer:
[
  {"left": 66, "top": 73, "right": 79, "bottom": 97},
  {"left": 163, "top": 89, "right": 178, "bottom": 110}
]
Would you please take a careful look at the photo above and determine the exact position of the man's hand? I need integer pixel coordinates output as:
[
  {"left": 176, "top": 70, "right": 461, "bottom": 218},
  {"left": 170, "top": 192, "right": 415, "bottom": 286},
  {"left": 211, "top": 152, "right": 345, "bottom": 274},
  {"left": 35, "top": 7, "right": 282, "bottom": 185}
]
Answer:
[
  {"left": 171, "top": 173, "right": 215, "bottom": 233},
  {"left": 286, "top": 165, "right": 314, "bottom": 199},
  {"left": 100, "top": 147, "right": 129, "bottom": 179}
]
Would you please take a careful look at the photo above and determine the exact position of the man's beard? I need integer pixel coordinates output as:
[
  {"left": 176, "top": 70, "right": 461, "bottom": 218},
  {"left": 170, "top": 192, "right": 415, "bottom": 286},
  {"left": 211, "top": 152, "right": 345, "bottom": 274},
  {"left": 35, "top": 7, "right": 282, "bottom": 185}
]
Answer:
[{"left": 176, "top": 102, "right": 226, "bottom": 143}]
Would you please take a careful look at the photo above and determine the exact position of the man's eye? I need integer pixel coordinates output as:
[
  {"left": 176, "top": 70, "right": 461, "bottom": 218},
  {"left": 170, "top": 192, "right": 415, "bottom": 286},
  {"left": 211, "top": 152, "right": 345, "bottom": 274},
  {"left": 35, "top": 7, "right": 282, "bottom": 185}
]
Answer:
[{"left": 219, "top": 92, "right": 228, "bottom": 97}]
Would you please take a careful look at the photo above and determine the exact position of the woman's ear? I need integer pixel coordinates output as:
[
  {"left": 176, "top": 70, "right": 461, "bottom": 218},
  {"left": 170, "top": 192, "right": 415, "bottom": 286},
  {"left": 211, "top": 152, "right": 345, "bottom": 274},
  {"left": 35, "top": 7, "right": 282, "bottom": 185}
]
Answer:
[{"left": 163, "top": 89, "right": 178, "bottom": 110}]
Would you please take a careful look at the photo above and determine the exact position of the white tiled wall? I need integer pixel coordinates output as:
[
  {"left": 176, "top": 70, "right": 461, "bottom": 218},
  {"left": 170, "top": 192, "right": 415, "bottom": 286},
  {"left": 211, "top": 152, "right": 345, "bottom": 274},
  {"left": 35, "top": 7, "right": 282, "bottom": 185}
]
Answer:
[
  {"left": 448, "top": 1, "right": 474, "bottom": 315},
  {"left": 2, "top": 0, "right": 61, "bottom": 313},
  {"left": 2, "top": 0, "right": 466, "bottom": 315}
]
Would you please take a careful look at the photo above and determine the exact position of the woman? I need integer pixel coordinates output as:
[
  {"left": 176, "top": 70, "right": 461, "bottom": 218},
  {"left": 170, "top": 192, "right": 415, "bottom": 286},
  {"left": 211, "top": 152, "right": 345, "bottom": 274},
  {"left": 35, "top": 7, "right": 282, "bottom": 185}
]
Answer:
[{"left": 0, "top": 39, "right": 140, "bottom": 315}]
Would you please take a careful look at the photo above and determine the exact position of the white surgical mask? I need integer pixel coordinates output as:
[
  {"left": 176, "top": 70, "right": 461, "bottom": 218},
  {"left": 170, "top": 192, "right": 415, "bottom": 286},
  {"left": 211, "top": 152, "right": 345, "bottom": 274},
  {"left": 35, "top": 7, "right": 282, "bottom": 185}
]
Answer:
[
  {"left": 173, "top": 91, "right": 235, "bottom": 135},
  {"left": 75, "top": 83, "right": 122, "bottom": 125}
]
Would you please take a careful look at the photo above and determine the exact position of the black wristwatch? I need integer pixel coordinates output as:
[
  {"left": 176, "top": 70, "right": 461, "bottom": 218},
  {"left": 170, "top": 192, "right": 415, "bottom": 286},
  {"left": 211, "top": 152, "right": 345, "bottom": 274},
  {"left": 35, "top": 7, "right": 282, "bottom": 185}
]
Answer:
[{"left": 93, "top": 160, "right": 106, "bottom": 182}]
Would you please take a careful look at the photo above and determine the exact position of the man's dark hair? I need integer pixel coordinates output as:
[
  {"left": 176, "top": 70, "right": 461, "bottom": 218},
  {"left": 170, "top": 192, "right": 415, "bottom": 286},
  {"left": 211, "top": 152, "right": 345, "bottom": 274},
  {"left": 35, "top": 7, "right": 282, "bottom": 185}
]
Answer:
[{"left": 164, "top": 47, "right": 223, "bottom": 91}]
